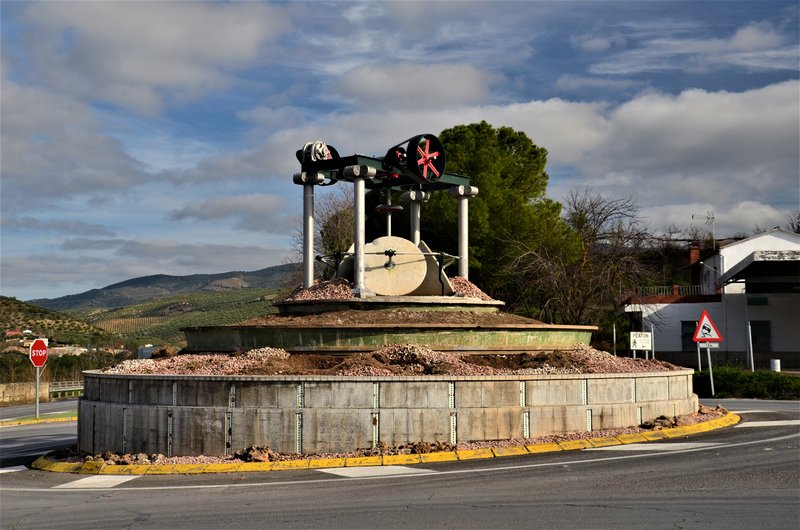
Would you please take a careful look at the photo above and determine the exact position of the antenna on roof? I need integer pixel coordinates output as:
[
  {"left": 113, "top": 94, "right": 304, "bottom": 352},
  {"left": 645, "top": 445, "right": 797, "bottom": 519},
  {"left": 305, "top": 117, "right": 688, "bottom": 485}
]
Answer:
[{"left": 692, "top": 211, "right": 716, "bottom": 252}]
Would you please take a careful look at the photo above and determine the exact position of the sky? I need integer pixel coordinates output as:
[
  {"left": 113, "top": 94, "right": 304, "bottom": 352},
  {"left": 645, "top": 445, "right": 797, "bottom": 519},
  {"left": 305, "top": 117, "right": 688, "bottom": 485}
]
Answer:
[{"left": 1, "top": 1, "right": 798, "bottom": 302}]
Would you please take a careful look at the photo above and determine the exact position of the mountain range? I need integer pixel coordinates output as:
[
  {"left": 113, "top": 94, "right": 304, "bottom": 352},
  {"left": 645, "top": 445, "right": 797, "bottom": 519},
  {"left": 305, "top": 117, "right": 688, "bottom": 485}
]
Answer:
[{"left": 28, "top": 263, "right": 300, "bottom": 312}]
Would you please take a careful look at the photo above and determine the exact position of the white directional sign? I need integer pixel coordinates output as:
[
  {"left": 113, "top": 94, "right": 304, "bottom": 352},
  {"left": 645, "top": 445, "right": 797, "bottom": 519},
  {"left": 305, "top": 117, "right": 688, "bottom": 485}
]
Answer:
[
  {"left": 693, "top": 310, "right": 722, "bottom": 343},
  {"left": 630, "top": 332, "right": 652, "bottom": 351}
]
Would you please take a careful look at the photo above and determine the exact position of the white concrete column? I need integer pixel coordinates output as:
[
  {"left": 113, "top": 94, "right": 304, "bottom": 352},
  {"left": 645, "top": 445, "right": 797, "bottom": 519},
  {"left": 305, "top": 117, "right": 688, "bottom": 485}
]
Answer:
[
  {"left": 403, "top": 190, "right": 429, "bottom": 245},
  {"left": 448, "top": 185, "right": 479, "bottom": 279},
  {"left": 344, "top": 165, "right": 376, "bottom": 297},
  {"left": 385, "top": 190, "right": 392, "bottom": 237},
  {"left": 293, "top": 172, "right": 324, "bottom": 288},
  {"left": 302, "top": 184, "right": 314, "bottom": 288}
]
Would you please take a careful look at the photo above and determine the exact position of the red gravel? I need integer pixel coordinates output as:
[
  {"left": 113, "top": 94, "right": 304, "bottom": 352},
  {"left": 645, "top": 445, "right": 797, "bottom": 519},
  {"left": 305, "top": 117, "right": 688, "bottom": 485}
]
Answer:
[{"left": 104, "top": 343, "right": 680, "bottom": 376}]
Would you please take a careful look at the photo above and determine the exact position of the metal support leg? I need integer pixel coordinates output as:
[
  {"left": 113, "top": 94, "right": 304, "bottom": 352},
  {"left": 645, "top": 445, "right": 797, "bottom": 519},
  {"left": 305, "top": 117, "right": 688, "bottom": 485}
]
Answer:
[{"left": 303, "top": 183, "right": 314, "bottom": 288}]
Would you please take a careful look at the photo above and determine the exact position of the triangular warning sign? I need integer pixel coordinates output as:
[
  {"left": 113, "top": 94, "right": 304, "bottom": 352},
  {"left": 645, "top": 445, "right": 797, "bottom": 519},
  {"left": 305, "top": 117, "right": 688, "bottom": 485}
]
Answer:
[{"left": 693, "top": 310, "right": 722, "bottom": 342}]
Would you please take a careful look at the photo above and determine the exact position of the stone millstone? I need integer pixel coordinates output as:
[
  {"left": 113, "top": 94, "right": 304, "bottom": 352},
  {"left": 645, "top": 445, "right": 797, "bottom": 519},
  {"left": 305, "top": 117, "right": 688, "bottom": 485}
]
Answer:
[{"left": 360, "top": 236, "right": 427, "bottom": 296}]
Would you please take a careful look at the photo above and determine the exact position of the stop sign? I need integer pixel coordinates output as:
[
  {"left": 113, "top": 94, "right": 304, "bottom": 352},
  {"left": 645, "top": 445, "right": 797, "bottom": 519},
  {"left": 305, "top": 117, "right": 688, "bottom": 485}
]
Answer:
[{"left": 29, "top": 338, "right": 48, "bottom": 368}]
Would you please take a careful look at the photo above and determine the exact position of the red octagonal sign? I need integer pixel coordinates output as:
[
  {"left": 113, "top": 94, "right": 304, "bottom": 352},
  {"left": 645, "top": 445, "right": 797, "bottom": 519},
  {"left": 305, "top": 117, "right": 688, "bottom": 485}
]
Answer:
[{"left": 29, "top": 338, "right": 48, "bottom": 368}]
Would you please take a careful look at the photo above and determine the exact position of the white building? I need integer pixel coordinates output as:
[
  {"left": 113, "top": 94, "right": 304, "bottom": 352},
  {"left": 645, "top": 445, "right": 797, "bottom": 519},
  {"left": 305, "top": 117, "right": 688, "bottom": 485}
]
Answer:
[{"left": 625, "top": 228, "right": 800, "bottom": 369}]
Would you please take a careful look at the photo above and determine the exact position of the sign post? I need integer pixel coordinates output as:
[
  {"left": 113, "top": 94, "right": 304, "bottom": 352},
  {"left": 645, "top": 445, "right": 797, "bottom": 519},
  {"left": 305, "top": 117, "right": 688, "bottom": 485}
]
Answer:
[
  {"left": 29, "top": 339, "right": 48, "bottom": 419},
  {"left": 630, "top": 331, "right": 652, "bottom": 360},
  {"left": 692, "top": 311, "right": 722, "bottom": 396}
]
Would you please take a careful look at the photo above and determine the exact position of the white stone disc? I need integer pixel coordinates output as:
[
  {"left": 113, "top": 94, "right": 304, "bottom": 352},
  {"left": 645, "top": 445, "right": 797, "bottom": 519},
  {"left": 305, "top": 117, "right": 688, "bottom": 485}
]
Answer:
[{"left": 361, "top": 236, "right": 427, "bottom": 296}]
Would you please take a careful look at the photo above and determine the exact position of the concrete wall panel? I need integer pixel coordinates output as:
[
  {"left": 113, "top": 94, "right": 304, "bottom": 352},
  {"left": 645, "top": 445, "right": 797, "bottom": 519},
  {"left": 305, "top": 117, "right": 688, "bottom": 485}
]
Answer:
[{"left": 80, "top": 370, "right": 697, "bottom": 455}]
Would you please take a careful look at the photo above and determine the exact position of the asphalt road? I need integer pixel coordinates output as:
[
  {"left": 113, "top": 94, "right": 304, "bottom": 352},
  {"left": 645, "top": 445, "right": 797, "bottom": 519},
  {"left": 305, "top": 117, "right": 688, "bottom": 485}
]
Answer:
[
  {"left": 0, "top": 399, "right": 78, "bottom": 421},
  {"left": 0, "top": 399, "right": 797, "bottom": 530}
]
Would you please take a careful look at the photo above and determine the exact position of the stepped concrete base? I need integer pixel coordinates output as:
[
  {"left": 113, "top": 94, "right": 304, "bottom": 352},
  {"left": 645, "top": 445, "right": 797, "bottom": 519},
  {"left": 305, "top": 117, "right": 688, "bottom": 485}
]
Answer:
[
  {"left": 78, "top": 370, "right": 698, "bottom": 456},
  {"left": 182, "top": 322, "right": 597, "bottom": 354}
]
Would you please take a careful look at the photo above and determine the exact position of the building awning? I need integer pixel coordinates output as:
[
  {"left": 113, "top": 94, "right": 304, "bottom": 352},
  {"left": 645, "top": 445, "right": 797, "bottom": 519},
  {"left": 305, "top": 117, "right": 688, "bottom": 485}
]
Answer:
[{"left": 720, "top": 250, "right": 800, "bottom": 293}]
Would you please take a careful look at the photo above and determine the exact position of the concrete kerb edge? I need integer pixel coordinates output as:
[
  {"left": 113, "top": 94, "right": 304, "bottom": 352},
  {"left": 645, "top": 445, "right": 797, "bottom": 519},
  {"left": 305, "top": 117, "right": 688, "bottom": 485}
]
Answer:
[
  {"left": 0, "top": 416, "right": 78, "bottom": 427},
  {"left": 30, "top": 412, "right": 740, "bottom": 475}
]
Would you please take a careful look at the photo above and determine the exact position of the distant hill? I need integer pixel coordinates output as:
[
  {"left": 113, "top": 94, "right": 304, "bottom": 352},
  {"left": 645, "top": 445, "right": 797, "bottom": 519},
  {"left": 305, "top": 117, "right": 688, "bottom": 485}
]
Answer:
[
  {"left": 78, "top": 288, "right": 282, "bottom": 346},
  {"left": 28, "top": 263, "right": 300, "bottom": 312},
  {"left": 0, "top": 296, "right": 118, "bottom": 346}
]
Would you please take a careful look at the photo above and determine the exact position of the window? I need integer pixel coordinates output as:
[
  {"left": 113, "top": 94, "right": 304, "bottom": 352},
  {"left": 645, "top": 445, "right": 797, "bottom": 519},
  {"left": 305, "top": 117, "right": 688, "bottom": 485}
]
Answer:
[
  {"left": 747, "top": 296, "right": 768, "bottom": 306},
  {"left": 681, "top": 321, "right": 696, "bottom": 352},
  {"left": 750, "top": 321, "right": 771, "bottom": 352}
]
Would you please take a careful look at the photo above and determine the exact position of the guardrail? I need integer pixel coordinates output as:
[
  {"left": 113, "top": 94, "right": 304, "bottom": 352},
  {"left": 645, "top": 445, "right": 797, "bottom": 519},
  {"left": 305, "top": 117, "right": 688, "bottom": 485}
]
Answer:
[
  {"left": 49, "top": 380, "right": 84, "bottom": 398},
  {"left": 637, "top": 285, "right": 714, "bottom": 297},
  {"left": 49, "top": 380, "right": 84, "bottom": 391}
]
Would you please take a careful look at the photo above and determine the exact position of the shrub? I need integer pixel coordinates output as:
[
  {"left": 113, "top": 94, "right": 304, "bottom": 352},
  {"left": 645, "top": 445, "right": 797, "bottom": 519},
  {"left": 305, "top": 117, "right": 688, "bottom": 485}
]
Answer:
[{"left": 694, "top": 366, "right": 800, "bottom": 400}]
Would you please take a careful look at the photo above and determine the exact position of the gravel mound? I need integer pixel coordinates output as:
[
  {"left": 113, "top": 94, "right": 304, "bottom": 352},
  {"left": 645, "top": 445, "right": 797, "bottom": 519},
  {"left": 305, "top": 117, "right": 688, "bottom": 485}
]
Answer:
[
  {"left": 104, "top": 343, "right": 679, "bottom": 376},
  {"left": 280, "top": 276, "right": 495, "bottom": 302}
]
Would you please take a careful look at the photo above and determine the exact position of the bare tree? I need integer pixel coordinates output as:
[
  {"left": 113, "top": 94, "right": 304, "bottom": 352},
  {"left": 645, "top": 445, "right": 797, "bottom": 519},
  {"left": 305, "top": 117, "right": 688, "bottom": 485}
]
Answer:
[
  {"left": 504, "top": 188, "right": 654, "bottom": 325},
  {"left": 288, "top": 186, "right": 354, "bottom": 280},
  {"left": 784, "top": 210, "right": 800, "bottom": 234}
]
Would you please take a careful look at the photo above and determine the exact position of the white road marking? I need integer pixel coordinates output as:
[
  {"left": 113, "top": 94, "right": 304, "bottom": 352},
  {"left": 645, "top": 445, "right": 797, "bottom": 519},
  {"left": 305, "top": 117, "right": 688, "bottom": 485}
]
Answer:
[
  {"left": 318, "top": 465, "right": 436, "bottom": 478},
  {"left": 587, "top": 442, "right": 722, "bottom": 452},
  {"left": 53, "top": 475, "right": 141, "bottom": 489},
  {"left": 735, "top": 420, "right": 800, "bottom": 428},
  {"left": 0, "top": 466, "right": 28, "bottom": 474}
]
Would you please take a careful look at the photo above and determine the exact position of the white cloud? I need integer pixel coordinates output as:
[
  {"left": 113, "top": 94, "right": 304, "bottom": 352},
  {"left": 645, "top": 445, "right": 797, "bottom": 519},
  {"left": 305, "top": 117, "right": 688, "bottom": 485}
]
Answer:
[
  {"left": 554, "top": 74, "right": 643, "bottom": 92},
  {"left": 19, "top": 2, "right": 290, "bottom": 114},
  {"left": 571, "top": 31, "right": 627, "bottom": 53},
  {"left": 0, "top": 81, "right": 148, "bottom": 205},
  {"left": 590, "top": 21, "right": 797, "bottom": 74},
  {"left": 170, "top": 194, "right": 296, "bottom": 232},
  {"left": 336, "top": 63, "right": 499, "bottom": 109},
  {"left": 1, "top": 216, "right": 116, "bottom": 237}
]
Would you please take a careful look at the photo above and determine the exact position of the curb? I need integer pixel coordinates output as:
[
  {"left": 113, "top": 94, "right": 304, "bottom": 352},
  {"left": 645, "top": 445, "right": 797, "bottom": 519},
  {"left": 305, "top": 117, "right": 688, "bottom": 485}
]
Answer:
[
  {"left": 0, "top": 415, "right": 78, "bottom": 427},
  {"left": 31, "top": 412, "right": 740, "bottom": 475}
]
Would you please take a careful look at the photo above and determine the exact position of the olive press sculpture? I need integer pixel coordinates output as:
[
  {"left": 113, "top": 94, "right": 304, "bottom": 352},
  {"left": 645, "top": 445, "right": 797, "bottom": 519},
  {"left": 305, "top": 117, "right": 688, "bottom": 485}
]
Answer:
[{"left": 292, "top": 134, "right": 478, "bottom": 296}]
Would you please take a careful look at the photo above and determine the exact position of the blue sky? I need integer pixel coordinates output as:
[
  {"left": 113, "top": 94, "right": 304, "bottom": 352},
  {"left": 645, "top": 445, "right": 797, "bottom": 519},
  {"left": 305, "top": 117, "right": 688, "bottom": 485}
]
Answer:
[{"left": 1, "top": 1, "right": 798, "bottom": 301}]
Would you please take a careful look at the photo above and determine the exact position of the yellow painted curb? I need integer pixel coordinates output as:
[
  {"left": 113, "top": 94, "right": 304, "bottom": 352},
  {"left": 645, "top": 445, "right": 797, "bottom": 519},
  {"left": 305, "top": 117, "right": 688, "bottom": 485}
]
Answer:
[
  {"left": 662, "top": 426, "right": 693, "bottom": 438},
  {"left": 238, "top": 462, "right": 275, "bottom": 472},
  {"left": 640, "top": 430, "right": 669, "bottom": 441},
  {"left": 99, "top": 464, "right": 152, "bottom": 475},
  {"left": 558, "top": 439, "right": 593, "bottom": 451},
  {"left": 202, "top": 463, "right": 242, "bottom": 473},
  {"left": 419, "top": 451, "right": 458, "bottom": 463},
  {"left": 308, "top": 458, "right": 345, "bottom": 469},
  {"left": 526, "top": 442, "right": 563, "bottom": 453},
  {"left": 345, "top": 456, "right": 382, "bottom": 467},
  {"left": 271, "top": 460, "right": 311, "bottom": 470},
  {"left": 382, "top": 454, "right": 423, "bottom": 466},
  {"left": 492, "top": 446, "right": 529, "bottom": 457},
  {"left": 588, "top": 436, "right": 622, "bottom": 448},
  {"left": 456, "top": 448, "right": 494, "bottom": 460},
  {"left": 29, "top": 412, "right": 741, "bottom": 474},
  {"left": 145, "top": 465, "right": 178, "bottom": 475},
  {"left": 174, "top": 463, "right": 212, "bottom": 474},
  {"left": 0, "top": 416, "right": 78, "bottom": 427},
  {"left": 79, "top": 461, "right": 105, "bottom": 474},
  {"left": 616, "top": 433, "right": 648, "bottom": 444}
]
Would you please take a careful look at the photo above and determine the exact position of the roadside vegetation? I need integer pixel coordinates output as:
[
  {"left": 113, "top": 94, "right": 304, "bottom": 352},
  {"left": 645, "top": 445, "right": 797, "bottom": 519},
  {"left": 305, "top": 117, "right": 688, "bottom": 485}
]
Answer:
[
  {"left": 0, "top": 349, "right": 135, "bottom": 384},
  {"left": 694, "top": 366, "right": 800, "bottom": 400}
]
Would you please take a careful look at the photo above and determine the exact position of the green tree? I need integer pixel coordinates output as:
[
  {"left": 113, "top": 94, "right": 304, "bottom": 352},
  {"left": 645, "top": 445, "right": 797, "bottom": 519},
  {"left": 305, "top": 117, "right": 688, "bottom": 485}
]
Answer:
[
  {"left": 506, "top": 187, "right": 653, "bottom": 325},
  {"left": 417, "top": 121, "right": 574, "bottom": 299}
]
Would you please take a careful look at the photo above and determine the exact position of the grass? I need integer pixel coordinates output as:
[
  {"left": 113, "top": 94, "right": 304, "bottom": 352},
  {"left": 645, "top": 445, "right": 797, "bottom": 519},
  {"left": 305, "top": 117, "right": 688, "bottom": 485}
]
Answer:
[
  {"left": 694, "top": 366, "right": 800, "bottom": 400},
  {"left": 0, "top": 411, "right": 77, "bottom": 426}
]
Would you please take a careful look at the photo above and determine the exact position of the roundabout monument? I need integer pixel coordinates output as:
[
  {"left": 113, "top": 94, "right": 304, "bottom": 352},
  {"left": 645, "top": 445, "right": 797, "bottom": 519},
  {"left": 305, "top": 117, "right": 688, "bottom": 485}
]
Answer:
[{"left": 78, "top": 135, "right": 698, "bottom": 457}]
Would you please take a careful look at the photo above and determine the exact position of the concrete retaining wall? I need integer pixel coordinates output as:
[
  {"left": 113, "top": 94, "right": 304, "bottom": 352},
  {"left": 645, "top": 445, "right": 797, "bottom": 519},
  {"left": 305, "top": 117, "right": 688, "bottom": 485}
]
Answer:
[
  {"left": 78, "top": 370, "right": 697, "bottom": 456},
  {"left": 0, "top": 382, "right": 49, "bottom": 405},
  {"left": 181, "top": 324, "right": 597, "bottom": 354}
]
